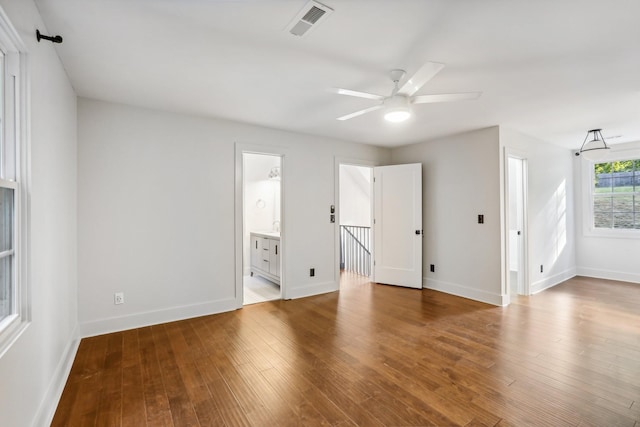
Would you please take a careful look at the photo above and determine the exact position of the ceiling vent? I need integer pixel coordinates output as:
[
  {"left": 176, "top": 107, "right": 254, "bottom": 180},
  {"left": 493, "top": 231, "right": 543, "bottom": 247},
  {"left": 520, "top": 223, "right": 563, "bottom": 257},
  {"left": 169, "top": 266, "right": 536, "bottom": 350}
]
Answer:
[{"left": 286, "top": 1, "right": 334, "bottom": 38}]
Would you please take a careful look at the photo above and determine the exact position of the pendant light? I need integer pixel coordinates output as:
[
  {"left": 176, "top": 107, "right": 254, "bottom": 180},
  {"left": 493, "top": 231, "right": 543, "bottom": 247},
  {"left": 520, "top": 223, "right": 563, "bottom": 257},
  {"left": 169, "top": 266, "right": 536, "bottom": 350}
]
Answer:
[{"left": 577, "top": 129, "right": 610, "bottom": 160}]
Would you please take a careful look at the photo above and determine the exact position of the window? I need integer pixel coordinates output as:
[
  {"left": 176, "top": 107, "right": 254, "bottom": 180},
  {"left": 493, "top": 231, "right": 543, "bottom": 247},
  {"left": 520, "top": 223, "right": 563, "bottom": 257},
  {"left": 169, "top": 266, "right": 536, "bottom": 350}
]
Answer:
[
  {"left": 0, "top": 185, "right": 15, "bottom": 321},
  {"left": 592, "top": 158, "right": 640, "bottom": 230},
  {"left": 0, "top": 7, "right": 28, "bottom": 357}
]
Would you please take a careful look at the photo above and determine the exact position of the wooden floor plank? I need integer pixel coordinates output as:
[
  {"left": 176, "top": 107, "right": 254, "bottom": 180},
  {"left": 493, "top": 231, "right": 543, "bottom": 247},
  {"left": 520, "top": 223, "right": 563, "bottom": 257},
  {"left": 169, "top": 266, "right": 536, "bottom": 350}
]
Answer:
[
  {"left": 138, "top": 326, "right": 174, "bottom": 426},
  {"left": 95, "top": 332, "right": 124, "bottom": 427},
  {"left": 151, "top": 325, "right": 201, "bottom": 427},
  {"left": 51, "top": 338, "right": 95, "bottom": 427},
  {"left": 53, "top": 275, "right": 640, "bottom": 426}
]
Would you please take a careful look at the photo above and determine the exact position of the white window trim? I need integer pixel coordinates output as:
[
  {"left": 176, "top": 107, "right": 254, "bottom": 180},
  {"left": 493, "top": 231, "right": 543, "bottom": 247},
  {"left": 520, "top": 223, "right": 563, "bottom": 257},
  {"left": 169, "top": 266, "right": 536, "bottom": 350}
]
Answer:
[
  {"left": 581, "top": 149, "right": 640, "bottom": 239},
  {"left": 0, "top": 5, "right": 30, "bottom": 359}
]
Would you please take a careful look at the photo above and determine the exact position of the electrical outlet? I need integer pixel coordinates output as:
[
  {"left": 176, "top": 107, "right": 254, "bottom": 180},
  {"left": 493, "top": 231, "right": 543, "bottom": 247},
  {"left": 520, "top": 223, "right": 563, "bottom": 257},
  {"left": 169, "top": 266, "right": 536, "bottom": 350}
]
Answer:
[
  {"left": 430, "top": 264, "right": 435, "bottom": 273},
  {"left": 310, "top": 268, "right": 315, "bottom": 277},
  {"left": 114, "top": 292, "right": 124, "bottom": 305}
]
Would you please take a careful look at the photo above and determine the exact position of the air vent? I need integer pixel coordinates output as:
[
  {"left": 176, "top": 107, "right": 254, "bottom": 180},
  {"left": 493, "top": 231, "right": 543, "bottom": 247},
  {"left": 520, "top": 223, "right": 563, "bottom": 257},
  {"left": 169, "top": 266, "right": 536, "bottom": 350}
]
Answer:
[
  {"left": 286, "top": 1, "right": 334, "bottom": 38},
  {"left": 302, "top": 6, "right": 326, "bottom": 24}
]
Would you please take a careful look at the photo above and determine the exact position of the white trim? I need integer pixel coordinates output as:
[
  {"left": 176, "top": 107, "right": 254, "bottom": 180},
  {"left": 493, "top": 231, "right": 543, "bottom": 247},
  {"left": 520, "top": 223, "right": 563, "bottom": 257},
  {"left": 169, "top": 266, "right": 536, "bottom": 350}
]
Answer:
[
  {"left": 0, "top": 177, "right": 17, "bottom": 188},
  {"left": 32, "top": 326, "right": 80, "bottom": 427},
  {"left": 234, "top": 143, "right": 289, "bottom": 307},
  {"left": 576, "top": 267, "right": 640, "bottom": 285},
  {"left": 80, "top": 297, "right": 238, "bottom": 338},
  {"left": 0, "top": 7, "right": 27, "bottom": 52},
  {"left": 424, "top": 278, "right": 506, "bottom": 306},
  {"left": 582, "top": 227, "right": 640, "bottom": 239},
  {"left": 0, "top": 312, "right": 23, "bottom": 359},
  {"left": 286, "top": 280, "right": 337, "bottom": 300},
  {"left": 530, "top": 268, "right": 576, "bottom": 294}
]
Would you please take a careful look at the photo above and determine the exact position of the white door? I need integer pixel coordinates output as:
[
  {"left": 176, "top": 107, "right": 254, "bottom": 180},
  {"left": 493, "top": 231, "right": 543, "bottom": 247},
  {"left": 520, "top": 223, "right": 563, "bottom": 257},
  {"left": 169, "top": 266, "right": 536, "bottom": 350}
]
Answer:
[
  {"left": 507, "top": 155, "right": 527, "bottom": 295},
  {"left": 373, "top": 164, "right": 422, "bottom": 288}
]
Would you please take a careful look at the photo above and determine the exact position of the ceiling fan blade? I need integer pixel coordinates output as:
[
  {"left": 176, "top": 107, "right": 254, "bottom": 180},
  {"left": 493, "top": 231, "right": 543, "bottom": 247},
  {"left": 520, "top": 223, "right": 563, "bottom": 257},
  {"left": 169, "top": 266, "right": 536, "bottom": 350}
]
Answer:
[
  {"left": 330, "top": 88, "right": 385, "bottom": 101},
  {"left": 398, "top": 61, "right": 445, "bottom": 96},
  {"left": 412, "top": 92, "right": 482, "bottom": 104},
  {"left": 337, "top": 104, "right": 383, "bottom": 121}
]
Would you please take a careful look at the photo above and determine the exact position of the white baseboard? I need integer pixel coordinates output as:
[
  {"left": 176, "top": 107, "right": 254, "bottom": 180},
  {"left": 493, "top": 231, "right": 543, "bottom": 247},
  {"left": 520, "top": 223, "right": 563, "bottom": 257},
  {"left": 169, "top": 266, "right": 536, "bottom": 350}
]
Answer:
[
  {"left": 423, "top": 278, "right": 504, "bottom": 306},
  {"left": 80, "top": 297, "right": 238, "bottom": 338},
  {"left": 530, "top": 267, "right": 576, "bottom": 295},
  {"left": 576, "top": 267, "right": 640, "bottom": 284},
  {"left": 285, "top": 281, "right": 337, "bottom": 300},
  {"left": 32, "top": 325, "right": 80, "bottom": 427}
]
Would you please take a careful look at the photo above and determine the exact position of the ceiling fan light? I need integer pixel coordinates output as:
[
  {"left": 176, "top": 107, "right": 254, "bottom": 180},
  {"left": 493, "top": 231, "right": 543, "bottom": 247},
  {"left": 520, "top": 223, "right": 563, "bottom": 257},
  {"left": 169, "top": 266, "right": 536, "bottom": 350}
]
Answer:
[
  {"left": 384, "top": 95, "right": 411, "bottom": 123},
  {"left": 384, "top": 109, "right": 411, "bottom": 122}
]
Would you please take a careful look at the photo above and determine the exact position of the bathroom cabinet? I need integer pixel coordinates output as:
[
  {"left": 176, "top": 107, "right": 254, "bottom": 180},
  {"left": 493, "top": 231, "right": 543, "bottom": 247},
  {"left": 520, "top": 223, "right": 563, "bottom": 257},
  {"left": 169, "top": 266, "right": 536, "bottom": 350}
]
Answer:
[{"left": 250, "top": 232, "right": 280, "bottom": 285}]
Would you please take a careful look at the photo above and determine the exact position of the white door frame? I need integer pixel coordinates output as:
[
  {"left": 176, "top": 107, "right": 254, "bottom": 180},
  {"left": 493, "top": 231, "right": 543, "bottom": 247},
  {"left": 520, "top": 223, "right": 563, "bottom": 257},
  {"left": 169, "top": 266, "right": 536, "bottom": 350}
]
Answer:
[
  {"left": 503, "top": 147, "right": 530, "bottom": 299},
  {"left": 334, "top": 157, "right": 377, "bottom": 288},
  {"left": 235, "top": 143, "right": 289, "bottom": 308}
]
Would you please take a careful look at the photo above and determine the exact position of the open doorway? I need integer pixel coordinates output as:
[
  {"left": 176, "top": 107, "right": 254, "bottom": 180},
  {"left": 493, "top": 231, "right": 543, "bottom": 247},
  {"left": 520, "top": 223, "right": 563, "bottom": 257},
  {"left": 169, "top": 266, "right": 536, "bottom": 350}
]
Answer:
[
  {"left": 242, "top": 153, "right": 282, "bottom": 304},
  {"left": 338, "top": 164, "right": 373, "bottom": 285},
  {"left": 506, "top": 152, "right": 529, "bottom": 297}
]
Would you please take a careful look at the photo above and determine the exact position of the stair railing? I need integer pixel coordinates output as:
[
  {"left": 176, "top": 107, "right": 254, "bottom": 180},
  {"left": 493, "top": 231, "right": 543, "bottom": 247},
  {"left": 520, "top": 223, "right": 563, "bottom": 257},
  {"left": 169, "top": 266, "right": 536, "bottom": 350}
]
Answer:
[{"left": 340, "top": 225, "right": 371, "bottom": 277}]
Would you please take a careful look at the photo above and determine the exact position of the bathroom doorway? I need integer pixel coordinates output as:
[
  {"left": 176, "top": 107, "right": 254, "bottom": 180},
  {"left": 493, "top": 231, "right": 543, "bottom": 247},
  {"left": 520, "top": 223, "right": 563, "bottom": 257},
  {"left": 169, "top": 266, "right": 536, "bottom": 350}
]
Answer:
[{"left": 242, "top": 153, "right": 283, "bottom": 305}]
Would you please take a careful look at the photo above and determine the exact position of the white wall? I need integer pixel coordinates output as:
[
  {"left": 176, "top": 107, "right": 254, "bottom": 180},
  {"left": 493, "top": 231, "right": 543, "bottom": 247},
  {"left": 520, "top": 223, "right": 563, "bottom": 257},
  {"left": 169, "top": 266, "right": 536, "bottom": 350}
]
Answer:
[
  {"left": 0, "top": 1, "right": 78, "bottom": 426},
  {"left": 391, "top": 127, "right": 504, "bottom": 305},
  {"left": 243, "top": 153, "right": 280, "bottom": 274},
  {"left": 574, "top": 140, "right": 640, "bottom": 283},
  {"left": 500, "top": 127, "right": 576, "bottom": 295},
  {"left": 339, "top": 164, "right": 371, "bottom": 227},
  {"left": 78, "top": 98, "right": 389, "bottom": 336},
  {"left": 391, "top": 126, "right": 578, "bottom": 305}
]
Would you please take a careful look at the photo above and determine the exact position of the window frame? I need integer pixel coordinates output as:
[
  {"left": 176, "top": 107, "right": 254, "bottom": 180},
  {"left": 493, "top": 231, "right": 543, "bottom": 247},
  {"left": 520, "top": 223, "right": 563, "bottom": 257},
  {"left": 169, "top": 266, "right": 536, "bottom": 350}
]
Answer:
[
  {"left": 582, "top": 149, "right": 640, "bottom": 239},
  {"left": 0, "top": 5, "right": 30, "bottom": 359}
]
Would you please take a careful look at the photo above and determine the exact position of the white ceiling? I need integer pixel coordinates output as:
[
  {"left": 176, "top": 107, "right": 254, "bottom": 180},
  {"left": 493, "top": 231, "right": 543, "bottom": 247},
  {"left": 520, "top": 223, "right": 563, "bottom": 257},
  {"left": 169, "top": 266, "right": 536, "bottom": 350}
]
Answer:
[{"left": 34, "top": 0, "right": 640, "bottom": 148}]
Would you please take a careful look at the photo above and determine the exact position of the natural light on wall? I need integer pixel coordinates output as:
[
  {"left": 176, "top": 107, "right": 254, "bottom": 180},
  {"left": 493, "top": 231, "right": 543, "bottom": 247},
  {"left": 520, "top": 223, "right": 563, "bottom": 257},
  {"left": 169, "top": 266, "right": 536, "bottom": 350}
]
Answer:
[
  {"left": 544, "top": 180, "right": 567, "bottom": 269},
  {"left": 555, "top": 180, "right": 567, "bottom": 257}
]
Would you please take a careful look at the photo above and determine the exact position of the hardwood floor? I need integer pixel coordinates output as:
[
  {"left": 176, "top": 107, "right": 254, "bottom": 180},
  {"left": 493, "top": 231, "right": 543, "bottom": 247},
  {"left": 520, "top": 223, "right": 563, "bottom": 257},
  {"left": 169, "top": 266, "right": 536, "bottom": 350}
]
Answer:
[{"left": 53, "top": 275, "right": 640, "bottom": 426}]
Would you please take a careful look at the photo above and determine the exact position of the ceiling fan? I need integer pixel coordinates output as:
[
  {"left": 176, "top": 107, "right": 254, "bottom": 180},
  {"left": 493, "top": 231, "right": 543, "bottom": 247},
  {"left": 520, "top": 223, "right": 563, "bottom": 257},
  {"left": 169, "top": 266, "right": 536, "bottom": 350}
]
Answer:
[{"left": 331, "top": 61, "right": 481, "bottom": 122}]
